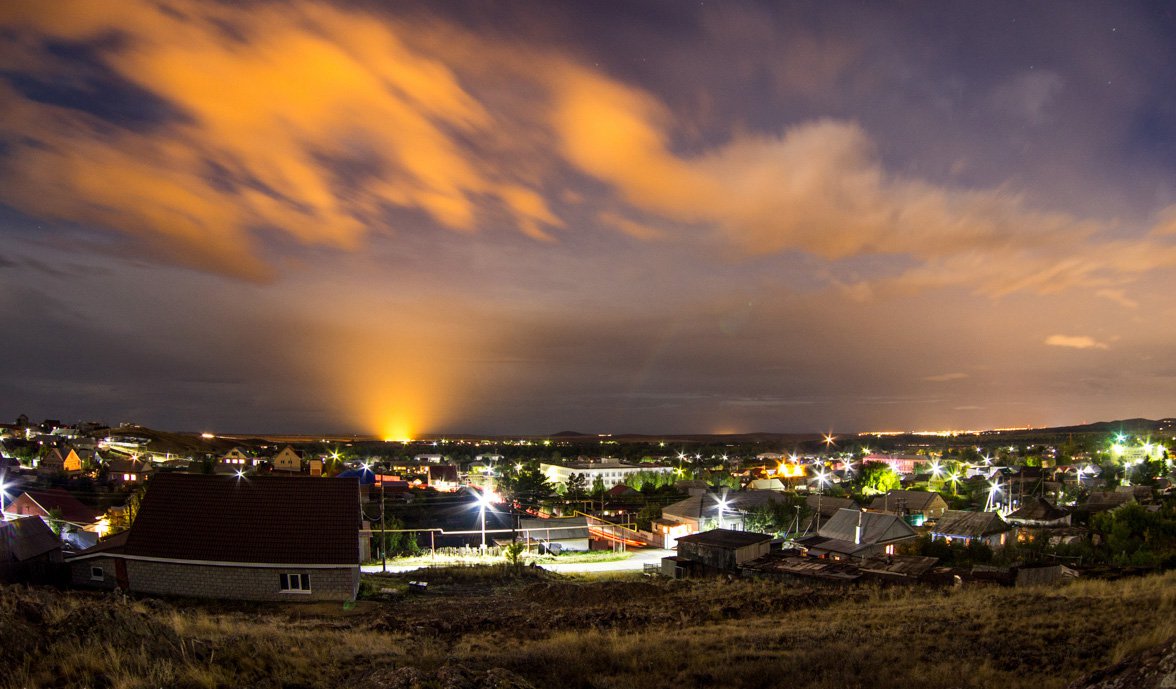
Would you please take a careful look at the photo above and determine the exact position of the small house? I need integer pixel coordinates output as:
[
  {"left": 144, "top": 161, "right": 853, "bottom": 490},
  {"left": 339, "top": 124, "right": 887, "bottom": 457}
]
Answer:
[
  {"left": 1081, "top": 491, "right": 1135, "bottom": 515},
  {"left": 0, "top": 516, "right": 63, "bottom": 583},
  {"left": 867, "top": 490, "right": 949, "bottom": 524},
  {"left": 220, "top": 447, "right": 255, "bottom": 467},
  {"left": 796, "top": 508, "right": 917, "bottom": 562},
  {"left": 671, "top": 528, "right": 772, "bottom": 574},
  {"left": 67, "top": 473, "right": 361, "bottom": 601},
  {"left": 272, "top": 446, "right": 303, "bottom": 473},
  {"left": 930, "top": 510, "right": 1011, "bottom": 548},
  {"left": 2, "top": 488, "right": 100, "bottom": 535},
  {"left": 106, "top": 457, "right": 153, "bottom": 484},
  {"left": 1006, "top": 497, "right": 1070, "bottom": 528},
  {"left": 36, "top": 447, "right": 78, "bottom": 476}
]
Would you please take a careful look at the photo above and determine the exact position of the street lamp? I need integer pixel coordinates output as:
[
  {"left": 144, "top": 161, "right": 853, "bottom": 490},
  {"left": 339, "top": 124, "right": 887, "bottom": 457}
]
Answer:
[
  {"left": 474, "top": 488, "right": 494, "bottom": 552},
  {"left": 715, "top": 494, "right": 729, "bottom": 530},
  {"left": 986, "top": 479, "right": 1002, "bottom": 512}
]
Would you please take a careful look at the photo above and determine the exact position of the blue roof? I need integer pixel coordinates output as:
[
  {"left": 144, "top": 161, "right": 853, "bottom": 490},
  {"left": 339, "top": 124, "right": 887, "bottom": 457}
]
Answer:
[{"left": 336, "top": 468, "right": 375, "bottom": 485}]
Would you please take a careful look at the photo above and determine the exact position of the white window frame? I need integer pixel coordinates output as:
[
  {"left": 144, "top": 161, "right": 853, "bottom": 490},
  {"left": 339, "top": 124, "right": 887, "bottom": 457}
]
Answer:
[
  {"left": 279, "top": 572, "right": 311, "bottom": 594},
  {"left": 90, "top": 565, "right": 105, "bottom": 581}
]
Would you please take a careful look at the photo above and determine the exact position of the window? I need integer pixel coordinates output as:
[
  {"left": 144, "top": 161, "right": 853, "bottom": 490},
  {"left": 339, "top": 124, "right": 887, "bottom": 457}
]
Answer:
[
  {"left": 90, "top": 566, "right": 105, "bottom": 581},
  {"left": 279, "top": 572, "right": 311, "bottom": 593}
]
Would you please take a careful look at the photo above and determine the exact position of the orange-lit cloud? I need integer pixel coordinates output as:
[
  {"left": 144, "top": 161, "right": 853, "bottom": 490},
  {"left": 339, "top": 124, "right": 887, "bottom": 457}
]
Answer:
[
  {"left": 2, "top": 0, "right": 1175, "bottom": 301},
  {"left": 0, "top": 1, "right": 561, "bottom": 279},
  {"left": 1044, "top": 334, "right": 1109, "bottom": 350}
]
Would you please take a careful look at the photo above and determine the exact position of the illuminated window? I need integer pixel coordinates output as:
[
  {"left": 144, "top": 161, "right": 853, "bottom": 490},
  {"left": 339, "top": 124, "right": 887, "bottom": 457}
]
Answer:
[{"left": 280, "top": 572, "right": 311, "bottom": 593}]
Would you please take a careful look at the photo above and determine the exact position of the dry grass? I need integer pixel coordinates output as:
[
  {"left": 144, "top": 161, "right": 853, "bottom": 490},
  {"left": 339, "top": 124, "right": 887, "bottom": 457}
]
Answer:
[{"left": 2, "top": 569, "right": 1174, "bottom": 689}]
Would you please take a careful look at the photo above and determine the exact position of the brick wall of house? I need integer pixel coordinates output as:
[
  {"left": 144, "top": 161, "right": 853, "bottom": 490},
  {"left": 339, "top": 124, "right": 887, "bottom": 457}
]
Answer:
[
  {"left": 70, "top": 557, "right": 118, "bottom": 590},
  {"left": 125, "top": 560, "right": 358, "bottom": 601}
]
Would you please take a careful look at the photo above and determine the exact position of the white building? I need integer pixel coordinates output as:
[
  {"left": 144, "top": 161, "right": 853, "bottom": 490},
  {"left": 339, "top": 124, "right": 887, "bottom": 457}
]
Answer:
[{"left": 540, "top": 459, "right": 674, "bottom": 490}]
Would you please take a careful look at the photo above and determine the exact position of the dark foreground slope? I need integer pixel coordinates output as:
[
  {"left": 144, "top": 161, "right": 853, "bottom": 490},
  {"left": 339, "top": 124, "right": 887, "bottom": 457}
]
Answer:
[{"left": 2, "top": 568, "right": 1174, "bottom": 689}]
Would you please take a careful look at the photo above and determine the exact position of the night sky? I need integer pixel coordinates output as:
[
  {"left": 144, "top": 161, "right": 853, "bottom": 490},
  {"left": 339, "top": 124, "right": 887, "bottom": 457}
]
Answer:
[{"left": 2, "top": 1, "right": 1176, "bottom": 436}]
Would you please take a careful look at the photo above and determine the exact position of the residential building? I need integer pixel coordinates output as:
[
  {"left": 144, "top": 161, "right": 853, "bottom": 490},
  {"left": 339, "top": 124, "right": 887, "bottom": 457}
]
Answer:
[
  {"left": 220, "top": 447, "right": 256, "bottom": 467},
  {"left": 666, "top": 528, "right": 772, "bottom": 576},
  {"left": 796, "top": 508, "right": 917, "bottom": 562},
  {"left": 0, "top": 516, "right": 62, "bottom": 583},
  {"left": 2, "top": 488, "right": 100, "bottom": 533},
  {"left": 1005, "top": 497, "right": 1071, "bottom": 528},
  {"left": 36, "top": 447, "right": 80, "bottom": 476},
  {"left": 855, "top": 453, "right": 932, "bottom": 475},
  {"left": 540, "top": 458, "right": 673, "bottom": 490},
  {"left": 67, "top": 474, "right": 362, "bottom": 601},
  {"left": 930, "top": 510, "right": 1011, "bottom": 548},
  {"left": 106, "top": 457, "right": 152, "bottom": 484},
  {"left": 272, "top": 446, "right": 303, "bottom": 473},
  {"left": 655, "top": 490, "right": 790, "bottom": 547},
  {"left": 867, "top": 490, "right": 949, "bottom": 525}
]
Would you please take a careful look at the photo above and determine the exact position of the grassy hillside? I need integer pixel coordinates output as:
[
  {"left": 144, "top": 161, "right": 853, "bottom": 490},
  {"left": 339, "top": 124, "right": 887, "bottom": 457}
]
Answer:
[{"left": 2, "top": 568, "right": 1174, "bottom": 689}]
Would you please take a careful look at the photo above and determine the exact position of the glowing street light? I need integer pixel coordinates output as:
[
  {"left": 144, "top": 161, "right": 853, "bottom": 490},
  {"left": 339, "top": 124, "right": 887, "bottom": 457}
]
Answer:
[
  {"left": 986, "top": 479, "right": 1002, "bottom": 512},
  {"left": 473, "top": 488, "right": 495, "bottom": 552},
  {"left": 815, "top": 468, "right": 830, "bottom": 489},
  {"left": 947, "top": 472, "right": 961, "bottom": 495},
  {"left": 0, "top": 471, "right": 11, "bottom": 512},
  {"left": 715, "top": 494, "right": 730, "bottom": 530},
  {"left": 930, "top": 460, "right": 943, "bottom": 479},
  {"left": 823, "top": 433, "right": 836, "bottom": 449}
]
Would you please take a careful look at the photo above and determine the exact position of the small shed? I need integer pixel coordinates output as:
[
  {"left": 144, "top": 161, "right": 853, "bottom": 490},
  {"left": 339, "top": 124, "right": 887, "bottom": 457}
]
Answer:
[
  {"left": 0, "top": 516, "right": 63, "bottom": 583},
  {"left": 674, "top": 528, "right": 772, "bottom": 573},
  {"left": 1015, "top": 564, "right": 1079, "bottom": 587}
]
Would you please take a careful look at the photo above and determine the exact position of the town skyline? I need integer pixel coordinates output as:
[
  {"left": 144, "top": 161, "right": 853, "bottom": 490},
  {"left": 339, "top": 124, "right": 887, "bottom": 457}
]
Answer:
[{"left": 3, "top": 1, "right": 1176, "bottom": 437}]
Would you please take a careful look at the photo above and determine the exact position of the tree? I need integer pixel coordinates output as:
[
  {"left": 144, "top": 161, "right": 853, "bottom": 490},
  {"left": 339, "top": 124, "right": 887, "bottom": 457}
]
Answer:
[
  {"left": 499, "top": 461, "right": 555, "bottom": 506},
  {"left": 743, "top": 499, "right": 804, "bottom": 536},
  {"left": 45, "top": 507, "right": 65, "bottom": 535},
  {"left": 565, "top": 472, "right": 588, "bottom": 500},
  {"left": 504, "top": 541, "right": 527, "bottom": 568},
  {"left": 856, "top": 461, "right": 900, "bottom": 495},
  {"left": 635, "top": 503, "right": 663, "bottom": 531}
]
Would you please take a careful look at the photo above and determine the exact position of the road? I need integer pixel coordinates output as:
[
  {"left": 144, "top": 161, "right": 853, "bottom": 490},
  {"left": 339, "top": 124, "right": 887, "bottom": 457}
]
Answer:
[{"left": 360, "top": 548, "right": 673, "bottom": 575}]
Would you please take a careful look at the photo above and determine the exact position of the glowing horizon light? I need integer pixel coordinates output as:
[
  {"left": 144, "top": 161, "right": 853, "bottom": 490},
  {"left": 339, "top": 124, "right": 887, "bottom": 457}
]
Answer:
[
  {"left": 823, "top": 433, "right": 836, "bottom": 447},
  {"left": 201, "top": 432, "right": 215, "bottom": 439}
]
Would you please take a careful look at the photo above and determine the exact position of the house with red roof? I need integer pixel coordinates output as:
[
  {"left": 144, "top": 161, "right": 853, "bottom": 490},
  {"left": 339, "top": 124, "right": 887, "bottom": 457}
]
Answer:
[
  {"left": 67, "top": 473, "right": 362, "bottom": 601},
  {"left": 3, "top": 488, "right": 101, "bottom": 530}
]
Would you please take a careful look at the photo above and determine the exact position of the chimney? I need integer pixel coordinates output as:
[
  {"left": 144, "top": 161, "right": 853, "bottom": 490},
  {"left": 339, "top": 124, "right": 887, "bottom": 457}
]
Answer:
[{"left": 854, "top": 510, "right": 863, "bottom": 545}]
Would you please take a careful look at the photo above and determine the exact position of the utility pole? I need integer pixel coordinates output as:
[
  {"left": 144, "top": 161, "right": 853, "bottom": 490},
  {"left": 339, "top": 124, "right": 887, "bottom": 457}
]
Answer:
[{"left": 380, "top": 478, "right": 387, "bottom": 573}]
